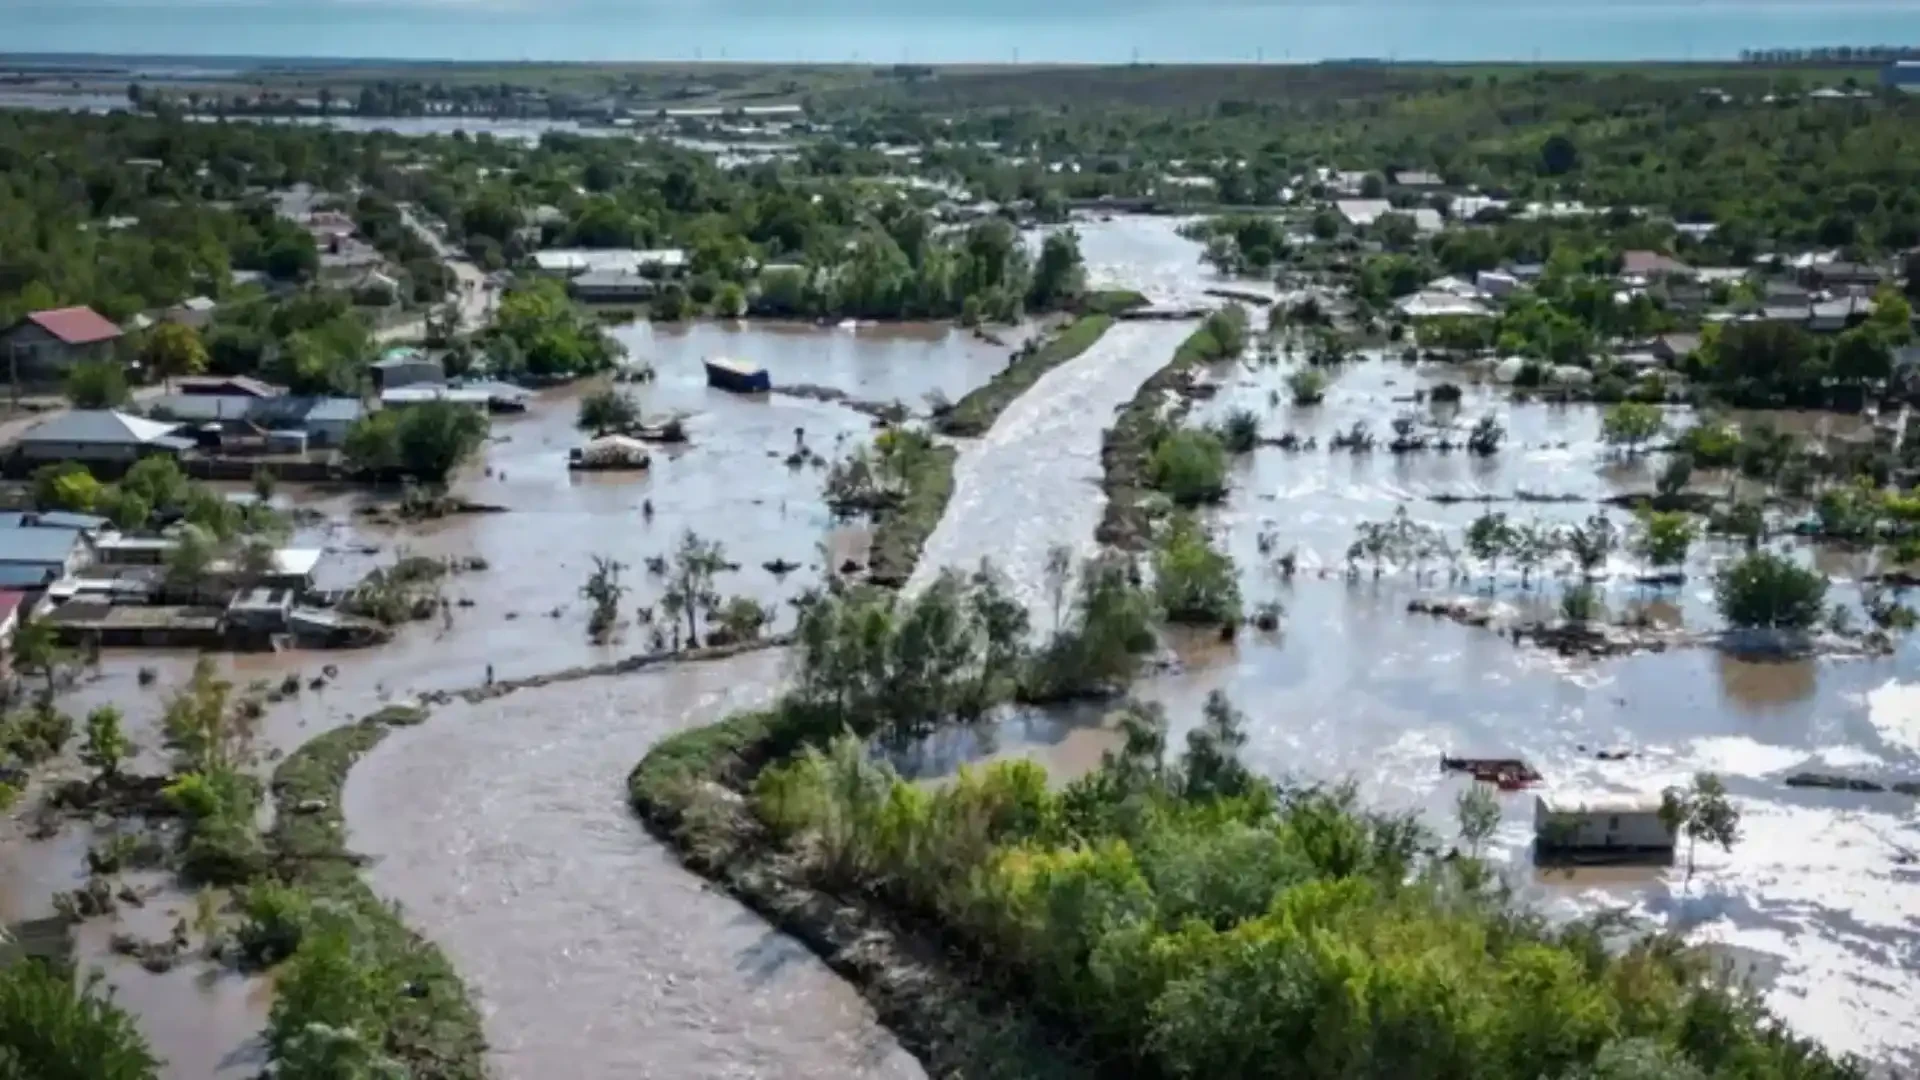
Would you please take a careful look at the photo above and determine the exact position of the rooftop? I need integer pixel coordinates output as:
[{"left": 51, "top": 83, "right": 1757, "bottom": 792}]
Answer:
[
  {"left": 22, "top": 409, "right": 185, "bottom": 447},
  {"left": 16, "top": 306, "right": 122, "bottom": 346},
  {"left": 0, "top": 528, "right": 83, "bottom": 567}
]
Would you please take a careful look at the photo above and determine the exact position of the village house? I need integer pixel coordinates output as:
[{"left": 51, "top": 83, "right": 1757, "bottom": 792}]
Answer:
[
  {"left": 12, "top": 410, "right": 193, "bottom": 467},
  {"left": 1620, "top": 250, "right": 1693, "bottom": 280},
  {"left": 0, "top": 306, "right": 124, "bottom": 387},
  {"left": 1651, "top": 333, "right": 1702, "bottom": 365},
  {"left": 175, "top": 375, "right": 283, "bottom": 399},
  {"left": 371, "top": 349, "right": 446, "bottom": 391},
  {"left": 1804, "top": 261, "right": 1889, "bottom": 295},
  {"left": 0, "top": 526, "right": 92, "bottom": 590},
  {"left": 568, "top": 270, "right": 654, "bottom": 303},
  {"left": 1533, "top": 792, "right": 1675, "bottom": 855},
  {"left": 532, "top": 248, "right": 688, "bottom": 279},
  {"left": 148, "top": 394, "right": 365, "bottom": 449},
  {"left": 164, "top": 296, "right": 219, "bottom": 329},
  {"left": 1334, "top": 199, "right": 1393, "bottom": 228}
]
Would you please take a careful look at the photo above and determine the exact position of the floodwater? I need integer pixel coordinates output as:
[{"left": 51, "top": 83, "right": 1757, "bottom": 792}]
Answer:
[
  {"left": 343, "top": 649, "right": 924, "bottom": 1080},
  {"left": 910, "top": 319, "right": 1198, "bottom": 609},
  {"left": 7, "top": 217, "right": 1919, "bottom": 1074}
]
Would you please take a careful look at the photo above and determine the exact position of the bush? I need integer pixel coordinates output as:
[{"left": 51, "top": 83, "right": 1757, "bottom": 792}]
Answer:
[
  {"left": 1216, "top": 408, "right": 1261, "bottom": 453},
  {"left": 1714, "top": 551, "right": 1828, "bottom": 630},
  {"left": 65, "top": 359, "right": 130, "bottom": 409},
  {"left": 1153, "top": 513, "right": 1241, "bottom": 625},
  {"left": 577, "top": 387, "right": 640, "bottom": 433},
  {"left": 1149, "top": 429, "right": 1228, "bottom": 505},
  {"left": 343, "top": 401, "right": 488, "bottom": 482},
  {"left": 0, "top": 963, "right": 160, "bottom": 1080},
  {"left": 236, "top": 881, "right": 314, "bottom": 968},
  {"left": 1288, "top": 369, "right": 1327, "bottom": 405}
]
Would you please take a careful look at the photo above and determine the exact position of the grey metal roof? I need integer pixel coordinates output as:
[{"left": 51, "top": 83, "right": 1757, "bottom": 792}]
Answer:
[
  {"left": 0, "top": 565, "right": 57, "bottom": 588},
  {"left": 0, "top": 528, "right": 81, "bottom": 566},
  {"left": 300, "top": 397, "right": 365, "bottom": 423},
  {"left": 23, "top": 410, "right": 182, "bottom": 446},
  {"left": 151, "top": 394, "right": 259, "bottom": 422}
]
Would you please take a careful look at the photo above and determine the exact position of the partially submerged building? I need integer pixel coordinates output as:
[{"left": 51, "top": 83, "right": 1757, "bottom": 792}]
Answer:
[{"left": 1533, "top": 791, "right": 1674, "bottom": 855}]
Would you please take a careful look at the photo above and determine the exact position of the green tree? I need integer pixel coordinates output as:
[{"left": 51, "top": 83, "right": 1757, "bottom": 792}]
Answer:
[
  {"left": 1601, "top": 401, "right": 1663, "bottom": 456},
  {"left": 343, "top": 403, "right": 487, "bottom": 483},
  {"left": 1455, "top": 782, "right": 1501, "bottom": 856},
  {"left": 580, "top": 555, "right": 627, "bottom": 643},
  {"left": 65, "top": 359, "right": 129, "bottom": 409},
  {"left": 1153, "top": 513, "right": 1241, "bottom": 625},
  {"left": 1287, "top": 368, "right": 1327, "bottom": 405},
  {"left": 1149, "top": 430, "right": 1228, "bottom": 505},
  {"left": 81, "top": 705, "right": 130, "bottom": 778},
  {"left": 141, "top": 321, "right": 209, "bottom": 389},
  {"left": 9, "top": 617, "right": 68, "bottom": 697},
  {"left": 1027, "top": 229, "right": 1087, "bottom": 311},
  {"left": 1633, "top": 510, "right": 1694, "bottom": 575},
  {"left": 1466, "top": 510, "right": 1514, "bottom": 583},
  {"left": 660, "top": 530, "right": 726, "bottom": 647},
  {"left": 1713, "top": 551, "right": 1828, "bottom": 630},
  {"left": 1659, "top": 772, "right": 1741, "bottom": 883},
  {"left": 577, "top": 388, "right": 640, "bottom": 434}
]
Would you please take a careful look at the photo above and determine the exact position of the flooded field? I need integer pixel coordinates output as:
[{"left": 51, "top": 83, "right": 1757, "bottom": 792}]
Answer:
[{"left": 6, "top": 216, "right": 1918, "bottom": 1075}]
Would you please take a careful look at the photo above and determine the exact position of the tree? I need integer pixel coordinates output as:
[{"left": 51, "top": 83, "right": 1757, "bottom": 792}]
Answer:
[
  {"left": 1287, "top": 368, "right": 1327, "bottom": 405},
  {"left": 1540, "top": 132, "right": 1580, "bottom": 176},
  {"left": 1713, "top": 551, "right": 1828, "bottom": 630},
  {"left": 164, "top": 524, "right": 217, "bottom": 594},
  {"left": 580, "top": 555, "right": 627, "bottom": 643},
  {"left": 1153, "top": 513, "right": 1240, "bottom": 625},
  {"left": 1633, "top": 510, "right": 1694, "bottom": 575},
  {"left": 1830, "top": 326, "right": 1891, "bottom": 385},
  {"left": 9, "top": 617, "right": 67, "bottom": 697},
  {"left": 714, "top": 281, "right": 747, "bottom": 318},
  {"left": 1466, "top": 511, "right": 1514, "bottom": 584},
  {"left": 81, "top": 705, "right": 130, "bottom": 779},
  {"left": 1602, "top": 401, "right": 1663, "bottom": 456},
  {"left": 1660, "top": 772, "right": 1741, "bottom": 883},
  {"left": 343, "top": 402, "right": 487, "bottom": 482},
  {"left": 141, "top": 321, "right": 209, "bottom": 389},
  {"left": 1455, "top": 783, "right": 1501, "bottom": 856},
  {"left": 65, "top": 359, "right": 129, "bottom": 409},
  {"left": 1148, "top": 430, "right": 1228, "bottom": 505},
  {"left": 577, "top": 388, "right": 640, "bottom": 434},
  {"left": 660, "top": 530, "right": 726, "bottom": 647},
  {"left": 161, "top": 656, "right": 254, "bottom": 775},
  {"left": 1565, "top": 513, "right": 1616, "bottom": 578},
  {"left": 1027, "top": 229, "right": 1086, "bottom": 311},
  {"left": 1181, "top": 691, "right": 1254, "bottom": 801}
]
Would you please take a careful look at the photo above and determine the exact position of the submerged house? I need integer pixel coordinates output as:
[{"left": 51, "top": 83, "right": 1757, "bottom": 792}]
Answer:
[{"left": 1533, "top": 792, "right": 1674, "bottom": 854}]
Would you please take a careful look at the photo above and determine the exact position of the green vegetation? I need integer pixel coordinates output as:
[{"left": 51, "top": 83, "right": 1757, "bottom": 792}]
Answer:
[
  {"left": 1660, "top": 773, "right": 1743, "bottom": 884},
  {"left": 1601, "top": 401, "right": 1665, "bottom": 456},
  {"left": 483, "top": 278, "right": 621, "bottom": 379},
  {"left": 1152, "top": 513, "right": 1241, "bottom": 626},
  {"left": 1100, "top": 308, "right": 1251, "bottom": 549},
  {"left": 0, "top": 963, "right": 160, "bottom": 1080},
  {"left": 829, "top": 429, "right": 958, "bottom": 588},
  {"left": 637, "top": 685, "right": 1853, "bottom": 1080},
  {"left": 1714, "top": 551, "right": 1830, "bottom": 631},
  {"left": 343, "top": 400, "right": 490, "bottom": 483},
  {"left": 939, "top": 315, "right": 1113, "bottom": 437},
  {"left": 577, "top": 386, "right": 641, "bottom": 434}
]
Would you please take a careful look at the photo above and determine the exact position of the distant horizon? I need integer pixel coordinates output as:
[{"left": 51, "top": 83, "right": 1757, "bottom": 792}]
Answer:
[{"left": 5, "top": 2, "right": 1919, "bottom": 66}]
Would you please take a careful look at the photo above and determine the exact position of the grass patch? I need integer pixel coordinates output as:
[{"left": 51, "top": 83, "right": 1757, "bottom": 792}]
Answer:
[
  {"left": 265, "top": 710, "right": 488, "bottom": 1080},
  {"left": 1097, "top": 314, "right": 1243, "bottom": 550},
  {"left": 1079, "top": 290, "right": 1148, "bottom": 316},
  {"left": 865, "top": 442, "right": 957, "bottom": 588},
  {"left": 938, "top": 315, "right": 1114, "bottom": 437}
]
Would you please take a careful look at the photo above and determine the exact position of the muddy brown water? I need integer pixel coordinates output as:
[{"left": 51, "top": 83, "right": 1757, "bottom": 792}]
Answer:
[
  {"left": 6, "top": 219, "right": 1918, "bottom": 1073},
  {"left": 342, "top": 649, "right": 924, "bottom": 1079}
]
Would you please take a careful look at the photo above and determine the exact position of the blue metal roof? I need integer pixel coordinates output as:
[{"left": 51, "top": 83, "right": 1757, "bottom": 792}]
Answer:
[
  {"left": 0, "top": 528, "right": 81, "bottom": 566},
  {"left": 0, "top": 565, "right": 55, "bottom": 589}
]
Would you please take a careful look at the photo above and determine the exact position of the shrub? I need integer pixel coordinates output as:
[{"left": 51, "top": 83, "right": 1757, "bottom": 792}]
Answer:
[
  {"left": 1287, "top": 368, "right": 1328, "bottom": 405},
  {"left": 0, "top": 964, "right": 159, "bottom": 1080},
  {"left": 1149, "top": 430, "right": 1228, "bottom": 505},
  {"left": 236, "top": 881, "right": 314, "bottom": 968},
  {"left": 1714, "top": 552, "right": 1828, "bottom": 630},
  {"left": 1216, "top": 408, "right": 1261, "bottom": 453},
  {"left": 1153, "top": 513, "right": 1241, "bottom": 625}
]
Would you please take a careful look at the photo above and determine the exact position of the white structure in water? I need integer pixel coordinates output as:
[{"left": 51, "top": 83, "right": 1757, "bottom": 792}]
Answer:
[{"left": 1533, "top": 791, "right": 1675, "bottom": 853}]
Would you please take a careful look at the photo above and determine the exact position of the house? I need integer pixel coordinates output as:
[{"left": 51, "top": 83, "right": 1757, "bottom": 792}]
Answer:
[
  {"left": 1807, "top": 261, "right": 1888, "bottom": 294},
  {"left": 568, "top": 270, "right": 655, "bottom": 303},
  {"left": 380, "top": 386, "right": 492, "bottom": 411},
  {"left": 0, "top": 527, "right": 90, "bottom": 585},
  {"left": 371, "top": 349, "right": 446, "bottom": 391},
  {"left": 1810, "top": 295, "right": 1874, "bottom": 333},
  {"left": 1396, "top": 291, "right": 1491, "bottom": 319},
  {"left": 1651, "top": 333, "right": 1702, "bottom": 364},
  {"left": 1620, "top": 250, "right": 1693, "bottom": 279},
  {"left": 1, "top": 307, "right": 124, "bottom": 386},
  {"left": 149, "top": 394, "right": 364, "bottom": 449},
  {"left": 1533, "top": 792, "right": 1674, "bottom": 854},
  {"left": 13, "top": 410, "right": 193, "bottom": 465},
  {"left": 1451, "top": 195, "right": 1509, "bottom": 221},
  {"left": 0, "top": 511, "right": 109, "bottom": 535},
  {"left": 1475, "top": 270, "right": 1520, "bottom": 298},
  {"left": 1335, "top": 199, "right": 1393, "bottom": 228},
  {"left": 175, "top": 375, "right": 283, "bottom": 399},
  {"left": 1408, "top": 208, "right": 1445, "bottom": 235},
  {"left": 165, "top": 296, "right": 218, "bottom": 329},
  {"left": 1392, "top": 169, "right": 1443, "bottom": 188},
  {"left": 531, "top": 248, "right": 688, "bottom": 278}
]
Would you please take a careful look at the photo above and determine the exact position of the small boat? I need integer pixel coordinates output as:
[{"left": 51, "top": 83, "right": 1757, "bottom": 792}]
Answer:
[
  {"left": 1441, "top": 755, "right": 1542, "bottom": 790},
  {"left": 704, "top": 356, "right": 771, "bottom": 394}
]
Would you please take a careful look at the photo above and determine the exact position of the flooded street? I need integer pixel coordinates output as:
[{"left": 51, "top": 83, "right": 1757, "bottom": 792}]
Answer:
[
  {"left": 343, "top": 650, "right": 924, "bottom": 1080},
  {"left": 911, "top": 319, "right": 1197, "bottom": 609},
  {"left": 5, "top": 216, "right": 1918, "bottom": 1074}
]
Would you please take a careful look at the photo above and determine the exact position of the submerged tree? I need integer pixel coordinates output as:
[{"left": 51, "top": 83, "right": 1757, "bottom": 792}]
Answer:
[
  {"left": 580, "top": 555, "right": 628, "bottom": 643},
  {"left": 660, "top": 530, "right": 727, "bottom": 648},
  {"left": 1659, "top": 772, "right": 1742, "bottom": 883}
]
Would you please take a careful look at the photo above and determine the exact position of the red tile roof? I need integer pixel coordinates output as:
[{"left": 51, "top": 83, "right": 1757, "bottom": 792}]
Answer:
[
  {"left": 0, "top": 590, "right": 25, "bottom": 625},
  {"left": 23, "top": 306, "right": 123, "bottom": 346}
]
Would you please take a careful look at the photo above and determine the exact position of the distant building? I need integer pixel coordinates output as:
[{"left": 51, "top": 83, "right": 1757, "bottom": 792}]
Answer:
[
  {"left": 1620, "top": 250, "right": 1693, "bottom": 279},
  {"left": 175, "top": 375, "right": 284, "bottom": 399},
  {"left": 380, "top": 386, "right": 492, "bottom": 411},
  {"left": 13, "top": 410, "right": 192, "bottom": 465},
  {"left": 568, "top": 270, "right": 655, "bottom": 303},
  {"left": 1335, "top": 199, "right": 1393, "bottom": 228},
  {"left": 1884, "top": 61, "right": 1920, "bottom": 92},
  {"left": 371, "top": 349, "right": 446, "bottom": 391},
  {"left": 531, "top": 248, "right": 688, "bottom": 278},
  {"left": 148, "top": 394, "right": 364, "bottom": 449},
  {"left": 0, "top": 307, "right": 124, "bottom": 386},
  {"left": 165, "top": 296, "right": 218, "bottom": 329}
]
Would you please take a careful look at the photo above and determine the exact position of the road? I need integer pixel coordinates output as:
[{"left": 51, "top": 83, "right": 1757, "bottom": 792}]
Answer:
[{"left": 373, "top": 207, "right": 496, "bottom": 345}]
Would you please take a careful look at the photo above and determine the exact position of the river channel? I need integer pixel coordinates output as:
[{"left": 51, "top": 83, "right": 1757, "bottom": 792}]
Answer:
[{"left": 4, "top": 215, "right": 1917, "bottom": 1074}]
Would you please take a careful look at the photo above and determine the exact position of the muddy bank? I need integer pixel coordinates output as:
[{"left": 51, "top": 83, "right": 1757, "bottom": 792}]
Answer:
[
  {"left": 937, "top": 315, "right": 1112, "bottom": 437},
  {"left": 1095, "top": 320, "right": 1231, "bottom": 551},
  {"left": 630, "top": 714, "right": 1091, "bottom": 1080},
  {"left": 867, "top": 445, "right": 958, "bottom": 588},
  {"left": 343, "top": 650, "right": 926, "bottom": 1079}
]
